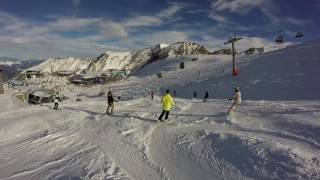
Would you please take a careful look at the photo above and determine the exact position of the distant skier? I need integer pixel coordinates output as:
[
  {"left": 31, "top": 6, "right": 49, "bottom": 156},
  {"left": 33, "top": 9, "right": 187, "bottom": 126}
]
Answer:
[
  {"left": 227, "top": 87, "right": 242, "bottom": 114},
  {"left": 105, "top": 90, "right": 116, "bottom": 114},
  {"left": 151, "top": 91, "right": 154, "bottom": 100},
  {"left": 158, "top": 89, "right": 175, "bottom": 121},
  {"left": 53, "top": 93, "right": 60, "bottom": 110},
  {"left": 193, "top": 91, "right": 197, "bottom": 98},
  {"left": 203, "top": 91, "right": 209, "bottom": 102}
]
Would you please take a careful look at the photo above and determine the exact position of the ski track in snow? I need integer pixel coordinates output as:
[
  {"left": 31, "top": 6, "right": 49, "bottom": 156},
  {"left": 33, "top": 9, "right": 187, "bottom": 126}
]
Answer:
[{"left": 1, "top": 41, "right": 320, "bottom": 179}]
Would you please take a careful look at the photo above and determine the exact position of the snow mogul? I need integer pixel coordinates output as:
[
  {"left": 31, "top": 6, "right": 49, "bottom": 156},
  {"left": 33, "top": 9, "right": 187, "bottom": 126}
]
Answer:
[
  {"left": 227, "top": 87, "right": 242, "bottom": 114},
  {"left": 158, "top": 89, "right": 175, "bottom": 121}
]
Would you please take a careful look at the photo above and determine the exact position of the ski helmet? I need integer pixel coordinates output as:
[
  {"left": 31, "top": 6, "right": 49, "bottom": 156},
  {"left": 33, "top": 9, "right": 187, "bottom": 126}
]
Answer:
[{"left": 234, "top": 87, "right": 240, "bottom": 91}]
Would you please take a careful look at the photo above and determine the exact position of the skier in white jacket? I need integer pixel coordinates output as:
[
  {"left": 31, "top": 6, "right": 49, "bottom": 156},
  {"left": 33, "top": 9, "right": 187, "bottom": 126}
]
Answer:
[{"left": 227, "top": 87, "right": 241, "bottom": 114}]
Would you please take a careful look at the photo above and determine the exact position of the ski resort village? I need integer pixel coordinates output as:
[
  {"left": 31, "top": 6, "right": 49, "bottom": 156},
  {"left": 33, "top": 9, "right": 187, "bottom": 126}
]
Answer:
[{"left": 0, "top": 0, "right": 320, "bottom": 180}]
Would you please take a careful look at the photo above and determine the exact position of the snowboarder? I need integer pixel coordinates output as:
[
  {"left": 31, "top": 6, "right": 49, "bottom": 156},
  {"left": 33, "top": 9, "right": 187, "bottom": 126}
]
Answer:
[
  {"left": 151, "top": 91, "right": 154, "bottom": 100},
  {"left": 158, "top": 89, "right": 175, "bottom": 121},
  {"left": 227, "top": 87, "right": 242, "bottom": 114},
  {"left": 193, "top": 91, "right": 197, "bottom": 98},
  {"left": 203, "top": 91, "right": 209, "bottom": 102},
  {"left": 105, "top": 90, "right": 116, "bottom": 114},
  {"left": 53, "top": 93, "right": 60, "bottom": 110}
]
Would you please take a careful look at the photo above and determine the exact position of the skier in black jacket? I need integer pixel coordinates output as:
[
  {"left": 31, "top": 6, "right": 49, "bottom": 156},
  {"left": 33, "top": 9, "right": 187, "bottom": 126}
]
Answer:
[
  {"left": 53, "top": 93, "right": 60, "bottom": 110},
  {"left": 105, "top": 90, "right": 115, "bottom": 114},
  {"left": 203, "top": 91, "right": 209, "bottom": 102}
]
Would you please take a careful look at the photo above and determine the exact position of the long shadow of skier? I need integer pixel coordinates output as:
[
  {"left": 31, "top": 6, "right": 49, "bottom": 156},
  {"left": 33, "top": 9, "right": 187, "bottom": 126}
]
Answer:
[
  {"left": 63, "top": 107, "right": 101, "bottom": 116},
  {"left": 109, "top": 114, "right": 157, "bottom": 123},
  {"left": 170, "top": 112, "right": 226, "bottom": 118},
  {"left": 40, "top": 104, "right": 55, "bottom": 110}
]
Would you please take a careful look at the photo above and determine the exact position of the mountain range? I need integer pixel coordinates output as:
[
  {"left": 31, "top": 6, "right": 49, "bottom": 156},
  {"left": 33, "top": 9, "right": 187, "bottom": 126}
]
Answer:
[
  {"left": 0, "top": 58, "right": 44, "bottom": 80},
  {"left": 29, "top": 41, "right": 210, "bottom": 75}
]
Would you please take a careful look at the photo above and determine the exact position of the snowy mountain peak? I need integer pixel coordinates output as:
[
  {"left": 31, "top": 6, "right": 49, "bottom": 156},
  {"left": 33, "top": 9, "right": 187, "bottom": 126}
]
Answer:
[
  {"left": 30, "top": 57, "right": 90, "bottom": 73},
  {"left": 28, "top": 41, "right": 211, "bottom": 75},
  {"left": 159, "top": 41, "right": 209, "bottom": 58},
  {"left": 159, "top": 43, "right": 169, "bottom": 49},
  {"left": 0, "top": 57, "right": 20, "bottom": 66},
  {"left": 0, "top": 60, "right": 20, "bottom": 66},
  {"left": 151, "top": 43, "right": 169, "bottom": 53}
]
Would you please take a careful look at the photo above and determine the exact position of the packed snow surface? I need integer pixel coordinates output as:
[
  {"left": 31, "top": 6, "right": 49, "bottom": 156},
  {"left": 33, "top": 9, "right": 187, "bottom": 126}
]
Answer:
[{"left": 1, "top": 40, "right": 320, "bottom": 180}]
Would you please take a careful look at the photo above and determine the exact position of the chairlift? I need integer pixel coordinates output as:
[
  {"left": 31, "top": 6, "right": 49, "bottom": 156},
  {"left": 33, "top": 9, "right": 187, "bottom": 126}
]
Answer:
[
  {"left": 275, "top": 35, "right": 284, "bottom": 44},
  {"left": 295, "top": 32, "right": 303, "bottom": 38}
]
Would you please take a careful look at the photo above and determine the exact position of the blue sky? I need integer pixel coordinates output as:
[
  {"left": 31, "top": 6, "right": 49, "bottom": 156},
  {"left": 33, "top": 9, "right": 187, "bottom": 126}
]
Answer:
[{"left": 0, "top": 0, "right": 319, "bottom": 59}]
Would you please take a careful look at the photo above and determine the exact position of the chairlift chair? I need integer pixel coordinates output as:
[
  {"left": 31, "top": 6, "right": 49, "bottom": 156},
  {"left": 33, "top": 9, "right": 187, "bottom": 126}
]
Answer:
[
  {"left": 295, "top": 32, "right": 303, "bottom": 38},
  {"left": 275, "top": 35, "right": 284, "bottom": 44}
]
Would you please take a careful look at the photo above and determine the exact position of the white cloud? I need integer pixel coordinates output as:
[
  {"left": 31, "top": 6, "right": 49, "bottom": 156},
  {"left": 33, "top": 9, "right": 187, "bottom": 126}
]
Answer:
[
  {"left": 210, "top": 0, "right": 311, "bottom": 26},
  {"left": 158, "top": 5, "right": 181, "bottom": 18},
  {"left": 3, "top": 22, "right": 29, "bottom": 32},
  {"left": 187, "top": 9, "right": 208, "bottom": 14},
  {"left": 0, "top": 11, "right": 124, "bottom": 59},
  {"left": 123, "top": 16, "right": 162, "bottom": 28},
  {"left": 208, "top": 13, "right": 229, "bottom": 23},
  {"left": 108, "top": 30, "right": 191, "bottom": 50},
  {"left": 72, "top": 0, "right": 81, "bottom": 6},
  {"left": 195, "top": 35, "right": 226, "bottom": 50},
  {"left": 100, "top": 21, "right": 129, "bottom": 38},
  {"left": 122, "top": 5, "right": 182, "bottom": 28},
  {"left": 212, "top": 0, "right": 267, "bottom": 14},
  {"left": 0, "top": 11, "right": 17, "bottom": 24},
  {"left": 143, "top": 31, "right": 189, "bottom": 45},
  {"left": 49, "top": 18, "right": 101, "bottom": 31},
  {"left": 209, "top": 0, "right": 271, "bottom": 26},
  {"left": 0, "top": 4, "right": 184, "bottom": 59},
  {"left": 0, "top": 34, "right": 105, "bottom": 59},
  {"left": 236, "top": 36, "right": 274, "bottom": 50}
]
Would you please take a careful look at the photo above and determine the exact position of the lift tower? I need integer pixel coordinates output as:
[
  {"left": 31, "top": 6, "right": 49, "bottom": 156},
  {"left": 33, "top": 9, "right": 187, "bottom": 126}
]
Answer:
[{"left": 225, "top": 33, "right": 242, "bottom": 76}]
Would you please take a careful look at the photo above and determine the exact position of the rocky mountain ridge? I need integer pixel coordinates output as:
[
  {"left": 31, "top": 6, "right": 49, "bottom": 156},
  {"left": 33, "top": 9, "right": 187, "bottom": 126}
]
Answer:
[{"left": 30, "top": 41, "right": 210, "bottom": 75}]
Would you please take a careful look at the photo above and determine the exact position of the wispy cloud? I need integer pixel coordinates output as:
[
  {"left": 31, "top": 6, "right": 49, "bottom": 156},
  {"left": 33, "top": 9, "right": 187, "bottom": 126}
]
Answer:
[
  {"left": 143, "top": 31, "right": 189, "bottom": 45},
  {"left": 0, "top": 4, "right": 183, "bottom": 59},
  {"left": 72, "top": 0, "right": 81, "bottom": 6},
  {"left": 0, "top": 11, "right": 115, "bottom": 58},
  {"left": 210, "top": 0, "right": 311, "bottom": 26},
  {"left": 236, "top": 36, "right": 274, "bottom": 50},
  {"left": 0, "top": 0, "right": 313, "bottom": 59},
  {"left": 123, "top": 16, "right": 162, "bottom": 28},
  {"left": 49, "top": 18, "right": 101, "bottom": 31},
  {"left": 208, "top": 14, "right": 229, "bottom": 23},
  {"left": 212, "top": 0, "right": 267, "bottom": 14},
  {"left": 123, "top": 5, "right": 182, "bottom": 28},
  {"left": 158, "top": 5, "right": 181, "bottom": 18},
  {"left": 99, "top": 21, "right": 129, "bottom": 38}
]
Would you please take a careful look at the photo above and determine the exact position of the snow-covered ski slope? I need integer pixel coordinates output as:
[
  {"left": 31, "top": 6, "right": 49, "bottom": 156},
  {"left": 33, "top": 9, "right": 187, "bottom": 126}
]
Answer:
[{"left": 1, "top": 39, "right": 320, "bottom": 180}]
